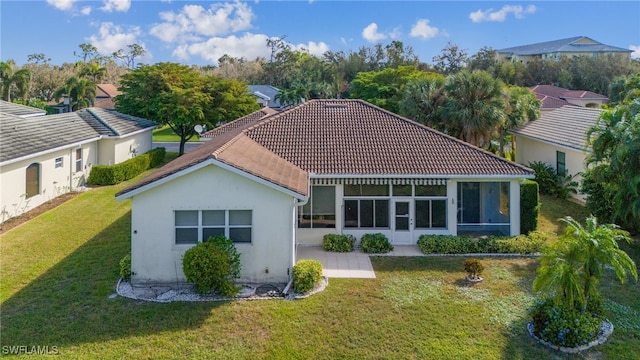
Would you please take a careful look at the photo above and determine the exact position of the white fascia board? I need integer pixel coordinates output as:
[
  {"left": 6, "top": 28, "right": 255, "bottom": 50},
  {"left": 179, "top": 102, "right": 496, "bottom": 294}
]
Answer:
[
  {"left": 309, "top": 173, "right": 534, "bottom": 180},
  {"left": 102, "top": 127, "right": 156, "bottom": 140},
  {"left": 116, "top": 158, "right": 307, "bottom": 201},
  {"left": 0, "top": 137, "right": 101, "bottom": 167}
]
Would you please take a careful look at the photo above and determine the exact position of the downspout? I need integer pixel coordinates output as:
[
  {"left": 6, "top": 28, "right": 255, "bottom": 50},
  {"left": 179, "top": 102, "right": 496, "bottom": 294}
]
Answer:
[{"left": 287, "top": 178, "right": 310, "bottom": 286}]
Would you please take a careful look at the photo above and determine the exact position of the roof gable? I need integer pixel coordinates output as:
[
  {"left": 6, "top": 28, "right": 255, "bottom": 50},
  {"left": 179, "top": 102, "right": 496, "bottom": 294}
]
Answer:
[{"left": 511, "top": 106, "right": 602, "bottom": 151}]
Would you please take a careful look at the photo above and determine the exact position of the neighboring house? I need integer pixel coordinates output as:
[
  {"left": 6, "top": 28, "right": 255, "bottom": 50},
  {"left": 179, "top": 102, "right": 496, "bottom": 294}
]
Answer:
[
  {"left": 511, "top": 106, "right": 602, "bottom": 201},
  {"left": 0, "top": 100, "right": 47, "bottom": 118},
  {"left": 247, "top": 85, "right": 283, "bottom": 109},
  {"left": 116, "top": 99, "right": 533, "bottom": 286},
  {"left": 530, "top": 85, "right": 608, "bottom": 111},
  {"left": 497, "top": 36, "right": 632, "bottom": 63},
  {"left": 48, "top": 83, "right": 120, "bottom": 113},
  {"left": 0, "top": 108, "right": 156, "bottom": 223}
]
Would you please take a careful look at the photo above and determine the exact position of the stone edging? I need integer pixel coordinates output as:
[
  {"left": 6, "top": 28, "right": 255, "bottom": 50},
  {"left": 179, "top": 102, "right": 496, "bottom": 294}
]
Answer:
[
  {"left": 527, "top": 320, "right": 614, "bottom": 353},
  {"left": 285, "top": 277, "right": 329, "bottom": 300}
]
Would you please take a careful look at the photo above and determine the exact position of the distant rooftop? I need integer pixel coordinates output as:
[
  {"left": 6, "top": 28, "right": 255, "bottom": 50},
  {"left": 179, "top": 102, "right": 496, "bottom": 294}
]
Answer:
[
  {"left": 497, "top": 36, "right": 631, "bottom": 56},
  {"left": 0, "top": 100, "right": 46, "bottom": 118}
]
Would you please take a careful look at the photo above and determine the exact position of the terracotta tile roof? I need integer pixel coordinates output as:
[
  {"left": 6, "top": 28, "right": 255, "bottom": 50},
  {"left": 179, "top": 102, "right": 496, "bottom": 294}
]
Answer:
[
  {"left": 200, "top": 107, "right": 277, "bottom": 139},
  {"left": 562, "top": 90, "right": 608, "bottom": 100},
  {"left": 96, "top": 84, "right": 121, "bottom": 98},
  {"left": 535, "top": 93, "right": 575, "bottom": 110},
  {"left": 511, "top": 106, "right": 602, "bottom": 151},
  {"left": 530, "top": 85, "right": 608, "bottom": 110},
  {"left": 245, "top": 100, "right": 532, "bottom": 176},
  {"left": 118, "top": 100, "right": 532, "bottom": 199}
]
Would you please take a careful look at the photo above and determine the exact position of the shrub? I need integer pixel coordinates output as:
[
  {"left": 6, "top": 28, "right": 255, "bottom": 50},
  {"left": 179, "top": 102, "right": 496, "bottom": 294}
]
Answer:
[
  {"left": 529, "top": 298, "right": 603, "bottom": 348},
  {"left": 360, "top": 233, "right": 393, "bottom": 253},
  {"left": 87, "top": 147, "right": 166, "bottom": 185},
  {"left": 464, "top": 258, "right": 484, "bottom": 279},
  {"left": 417, "top": 232, "right": 548, "bottom": 255},
  {"left": 322, "top": 234, "right": 355, "bottom": 252},
  {"left": 292, "top": 259, "right": 323, "bottom": 293},
  {"left": 182, "top": 235, "right": 241, "bottom": 296},
  {"left": 528, "top": 161, "right": 557, "bottom": 195},
  {"left": 119, "top": 254, "right": 131, "bottom": 281},
  {"left": 520, "top": 179, "right": 540, "bottom": 235}
]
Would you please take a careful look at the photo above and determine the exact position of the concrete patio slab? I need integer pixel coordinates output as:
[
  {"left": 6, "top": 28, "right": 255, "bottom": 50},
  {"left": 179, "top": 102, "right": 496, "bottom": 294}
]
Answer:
[{"left": 297, "top": 246, "right": 376, "bottom": 279}]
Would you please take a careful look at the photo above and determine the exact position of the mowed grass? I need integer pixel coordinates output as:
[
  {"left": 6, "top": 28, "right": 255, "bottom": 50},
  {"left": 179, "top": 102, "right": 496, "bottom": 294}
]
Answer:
[
  {"left": 152, "top": 126, "right": 202, "bottom": 143},
  {"left": 1, "top": 180, "right": 639, "bottom": 359}
]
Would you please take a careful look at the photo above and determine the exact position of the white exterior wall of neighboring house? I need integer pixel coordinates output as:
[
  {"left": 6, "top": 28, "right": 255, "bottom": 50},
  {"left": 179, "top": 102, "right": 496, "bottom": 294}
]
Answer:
[
  {"left": 96, "top": 130, "right": 153, "bottom": 166},
  {"left": 295, "top": 178, "right": 522, "bottom": 246},
  {"left": 514, "top": 135, "right": 587, "bottom": 200},
  {"left": 128, "top": 164, "right": 296, "bottom": 285},
  {"left": 0, "top": 141, "right": 97, "bottom": 222}
]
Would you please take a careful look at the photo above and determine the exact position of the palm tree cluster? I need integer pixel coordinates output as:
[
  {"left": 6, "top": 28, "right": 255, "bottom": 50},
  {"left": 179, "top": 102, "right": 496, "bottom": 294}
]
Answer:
[{"left": 1, "top": 60, "right": 32, "bottom": 102}]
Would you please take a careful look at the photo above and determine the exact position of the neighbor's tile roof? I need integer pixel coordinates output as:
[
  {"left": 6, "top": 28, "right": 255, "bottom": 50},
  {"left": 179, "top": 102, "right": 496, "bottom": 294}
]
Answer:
[
  {"left": 200, "top": 108, "right": 276, "bottom": 139},
  {"left": 118, "top": 100, "right": 533, "bottom": 199},
  {"left": 530, "top": 85, "right": 608, "bottom": 110},
  {"left": 96, "top": 84, "right": 121, "bottom": 98},
  {"left": 0, "top": 108, "right": 156, "bottom": 163},
  {"left": 511, "top": 106, "right": 602, "bottom": 151},
  {"left": 0, "top": 100, "right": 46, "bottom": 117},
  {"left": 497, "top": 36, "right": 631, "bottom": 55}
]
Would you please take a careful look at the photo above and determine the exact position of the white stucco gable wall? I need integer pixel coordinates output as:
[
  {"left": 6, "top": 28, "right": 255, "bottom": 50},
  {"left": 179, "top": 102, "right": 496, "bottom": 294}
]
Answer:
[{"left": 128, "top": 164, "right": 298, "bottom": 285}]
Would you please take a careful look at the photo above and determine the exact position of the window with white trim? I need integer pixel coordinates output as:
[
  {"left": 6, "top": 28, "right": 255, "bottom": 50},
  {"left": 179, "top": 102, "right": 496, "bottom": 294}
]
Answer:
[
  {"left": 55, "top": 157, "right": 63, "bottom": 168},
  {"left": 175, "top": 210, "right": 252, "bottom": 245},
  {"left": 75, "top": 148, "right": 83, "bottom": 172},
  {"left": 344, "top": 184, "right": 390, "bottom": 229},
  {"left": 298, "top": 186, "right": 336, "bottom": 228}
]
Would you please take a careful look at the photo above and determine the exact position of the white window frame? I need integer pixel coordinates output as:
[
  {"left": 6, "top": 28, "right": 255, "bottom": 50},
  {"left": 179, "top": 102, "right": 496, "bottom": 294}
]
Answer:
[
  {"left": 75, "top": 148, "right": 83, "bottom": 173},
  {"left": 55, "top": 157, "right": 63, "bottom": 168},
  {"left": 174, "top": 210, "right": 252, "bottom": 245}
]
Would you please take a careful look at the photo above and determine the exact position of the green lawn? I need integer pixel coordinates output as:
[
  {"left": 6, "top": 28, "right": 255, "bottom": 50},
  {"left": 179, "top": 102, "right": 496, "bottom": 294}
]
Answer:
[
  {"left": 1, "top": 181, "right": 638, "bottom": 359},
  {"left": 152, "top": 125, "right": 202, "bottom": 143}
]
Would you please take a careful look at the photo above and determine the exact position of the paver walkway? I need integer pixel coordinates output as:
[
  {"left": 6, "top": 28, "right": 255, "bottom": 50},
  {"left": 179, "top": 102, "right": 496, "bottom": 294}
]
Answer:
[{"left": 296, "top": 245, "right": 426, "bottom": 279}]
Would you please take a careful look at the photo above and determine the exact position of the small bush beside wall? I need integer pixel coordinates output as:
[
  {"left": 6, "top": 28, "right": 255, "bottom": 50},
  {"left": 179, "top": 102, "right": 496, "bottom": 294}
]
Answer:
[
  {"left": 119, "top": 254, "right": 131, "bottom": 281},
  {"left": 322, "top": 234, "right": 355, "bottom": 252},
  {"left": 360, "top": 233, "right": 394, "bottom": 253},
  {"left": 88, "top": 147, "right": 166, "bottom": 185},
  {"left": 520, "top": 179, "right": 540, "bottom": 235},
  {"left": 417, "top": 232, "right": 548, "bottom": 255},
  {"left": 182, "top": 235, "right": 241, "bottom": 296},
  {"left": 292, "top": 259, "right": 323, "bottom": 293}
]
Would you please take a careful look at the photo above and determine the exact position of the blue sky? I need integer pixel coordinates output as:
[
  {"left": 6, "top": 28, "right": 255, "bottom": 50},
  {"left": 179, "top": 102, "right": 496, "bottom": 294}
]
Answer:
[{"left": 2, "top": 1, "right": 639, "bottom": 66}]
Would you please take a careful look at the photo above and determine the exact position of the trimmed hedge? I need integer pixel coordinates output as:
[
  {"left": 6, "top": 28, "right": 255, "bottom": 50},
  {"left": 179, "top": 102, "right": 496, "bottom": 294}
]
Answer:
[
  {"left": 360, "top": 233, "right": 394, "bottom": 253},
  {"left": 322, "top": 234, "right": 355, "bottom": 252},
  {"left": 520, "top": 179, "right": 540, "bottom": 235},
  {"left": 88, "top": 147, "right": 166, "bottom": 185},
  {"left": 292, "top": 259, "right": 323, "bottom": 293},
  {"left": 417, "top": 231, "right": 548, "bottom": 255}
]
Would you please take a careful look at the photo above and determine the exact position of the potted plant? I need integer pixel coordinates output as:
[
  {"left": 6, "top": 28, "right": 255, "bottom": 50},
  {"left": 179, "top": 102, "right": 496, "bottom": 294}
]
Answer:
[{"left": 464, "top": 258, "right": 484, "bottom": 282}]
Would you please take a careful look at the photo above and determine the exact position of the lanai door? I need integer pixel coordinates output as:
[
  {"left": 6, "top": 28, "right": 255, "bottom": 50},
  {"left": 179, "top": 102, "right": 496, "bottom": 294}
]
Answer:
[{"left": 392, "top": 199, "right": 413, "bottom": 244}]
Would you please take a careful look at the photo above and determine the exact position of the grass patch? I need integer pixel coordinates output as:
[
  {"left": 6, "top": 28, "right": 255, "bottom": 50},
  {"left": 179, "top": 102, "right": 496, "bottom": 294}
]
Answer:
[
  {"left": 1, "top": 177, "right": 638, "bottom": 359},
  {"left": 152, "top": 126, "right": 202, "bottom": 143},
  {"left": 537, "top": 194, "right": 591, "bottom": 235}
]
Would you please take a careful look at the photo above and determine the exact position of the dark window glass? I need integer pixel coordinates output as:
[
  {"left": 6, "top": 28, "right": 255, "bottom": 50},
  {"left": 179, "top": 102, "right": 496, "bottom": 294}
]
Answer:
[
  {"left": 431, "top": 200, "right": 447, "bottom": 228},
  {"left": 343, "top": 184, "right": 360, "bottom": 196},
  {"left": 556, "top": 151, "right": 566, "bottom": 176},
  {"left": 75, "top": 149, "right": 82, "bottom": 172},
  {"left": 203, "top": 227, "right": 225, "bottom": 241},
  {"left": 344, "top": 200, "right": 358, "bottom": 228},
  {"left": 375, "top": 200, "right": 389, "bottom": 228},
  {"left": 415, "top": 200, "right": 431, "bottom": 228},
  {"left": 175, "top": 228, "right": 198, "bottom": 244},
  {"left": 392, "top": 185, "right": 412, "bottom": 196},
  {"left": 25, "top": 163, "right": 40, "bottom": 198},
  {"left": 415, "top": 185, "right": 446, "bottom": 196},
  {"left": 230, "top": 228, "right": 252, "bottom": 243},
  {"left": 360, "top": 200, "right": 374, "bottom": 227},
  {"left": 175, "top": 211, "right": 198, "bottom": 226}
]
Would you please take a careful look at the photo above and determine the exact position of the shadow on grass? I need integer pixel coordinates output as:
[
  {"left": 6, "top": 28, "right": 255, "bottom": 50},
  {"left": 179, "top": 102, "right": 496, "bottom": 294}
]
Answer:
[{"left": 1, "top": 212, "right": 223, "bottom": 349}]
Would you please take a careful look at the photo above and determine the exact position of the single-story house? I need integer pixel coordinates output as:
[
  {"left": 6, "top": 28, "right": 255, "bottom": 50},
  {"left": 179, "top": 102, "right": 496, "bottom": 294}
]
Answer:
[
  {"left": 116, "top": 99, "right": 534, "bottom": 285},
  {"left": 0, "top": 107, "right": 156, "bottom": 223},
  {"left": 530, "top": 85, "right": 608, "bottom": 111},
  {"left": 247, "top": 85, "right": 283, "bottom": 109},
  {"left": 511, "top": 105, "right": 602, "bottom": 201}
]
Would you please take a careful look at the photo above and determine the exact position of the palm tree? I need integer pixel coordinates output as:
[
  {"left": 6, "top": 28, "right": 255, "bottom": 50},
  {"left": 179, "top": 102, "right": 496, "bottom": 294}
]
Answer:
[
  {"left": 78, "top": 61, "right": 107, "bottom": 83},
  {"left": 499, "top": 86, "right": 541, "bottom": 157},
  {"left": 533, "top": 216, "right": 637, "bottom": 309},
  {"left": 399, "top": 77, "right": 446, "bottom": 129},
  {"left": 1, "top": 61, "right": 32, "bottom": 102},
  {"left": 54, "top": 76, "right": 97, "bottom": 111},
  {"left": 440, "top": 70, "right": 505, "bottom": 149}
]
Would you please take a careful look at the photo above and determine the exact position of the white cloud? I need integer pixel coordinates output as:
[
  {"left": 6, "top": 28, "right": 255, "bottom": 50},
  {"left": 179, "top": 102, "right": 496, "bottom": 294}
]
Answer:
[
  {"left": 469, "top": 5, "right": 537, "bottom": 23},
  {"left": 410, "top": 19, "right": 439, "bottom": 40},
  {"left": 631, "top": 45, "right": 640, "bottom": 59},
  {"left": 87, "top": 22, "right": 143, "bottom": 56},
  {"left": 80, "top": 6, "right": 92, "bottom": 15},
  {"left": 173, "top": 33, "right": 271, "bottom": 64},
  {"left": 101, "top": 0, "right": 131, "bottom": 13},
  {"left": 46, "top": 0, "right": 78, "bottom": 10},
  {"left": 150, "top": 1, "right": 255, "bottom": 43},
  {"left": 293, "top": 41, "right": 330, "bottom": 57},
  {"left": 362, "top": 23, "right": 387, "bottom": 43}
]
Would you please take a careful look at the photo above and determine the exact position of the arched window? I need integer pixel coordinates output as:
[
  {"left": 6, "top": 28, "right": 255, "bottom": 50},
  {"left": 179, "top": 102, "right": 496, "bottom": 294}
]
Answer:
[{"left": 26, "top": 163, "right": 40, "bottom": 198}]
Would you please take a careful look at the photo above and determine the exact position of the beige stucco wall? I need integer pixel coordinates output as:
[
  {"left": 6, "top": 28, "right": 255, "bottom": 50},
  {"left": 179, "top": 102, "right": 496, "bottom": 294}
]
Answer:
[
  {"left": 97, "top": 131, "right": 153, "bottom": 166},
  {"left": 0, "top": 142, "right": 97, "bottom": 222},
  {"left": 514, "top": 135, "right": 587, "bottom": 200},
  {"left": 128, "top": 164, "right": 296, "bottom": 285}
]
